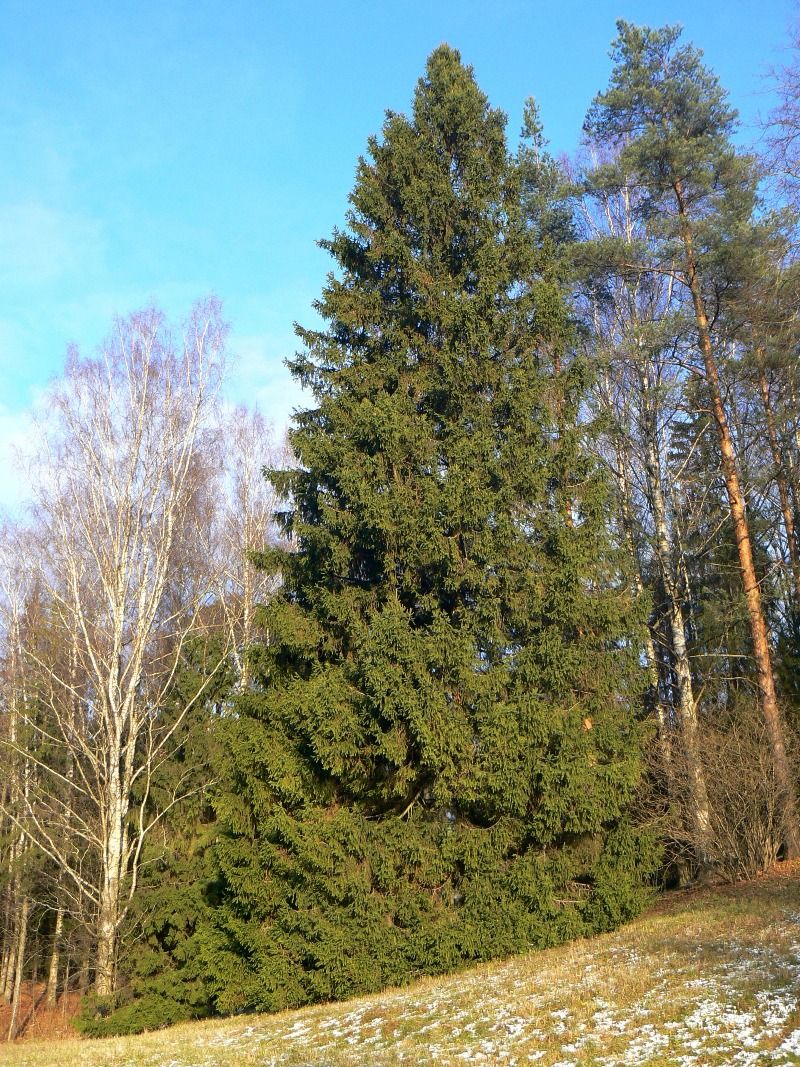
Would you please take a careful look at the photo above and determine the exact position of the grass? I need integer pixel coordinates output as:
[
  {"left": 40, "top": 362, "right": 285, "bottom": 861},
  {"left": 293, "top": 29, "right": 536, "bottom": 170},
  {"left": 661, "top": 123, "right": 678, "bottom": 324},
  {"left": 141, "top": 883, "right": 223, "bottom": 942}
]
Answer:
[{"left": 5, "top": 863, "right": 800, "bottom": 1066}]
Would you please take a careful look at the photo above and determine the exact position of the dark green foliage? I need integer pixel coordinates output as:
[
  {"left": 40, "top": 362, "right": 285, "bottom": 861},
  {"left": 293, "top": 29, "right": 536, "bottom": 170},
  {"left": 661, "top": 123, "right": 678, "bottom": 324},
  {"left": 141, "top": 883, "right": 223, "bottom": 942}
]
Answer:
[
  {"left": 585, "top": 22, "right": 738, "bottom": 187},
  {"left": 74, "top": 990, "right": 197, "bottom": 1038},
  {"left": 210, "top": 45, "right": 655, "bottom": 1013},
  {"left": 85, "top": 830, "right": 221, "bottom": 1035}
]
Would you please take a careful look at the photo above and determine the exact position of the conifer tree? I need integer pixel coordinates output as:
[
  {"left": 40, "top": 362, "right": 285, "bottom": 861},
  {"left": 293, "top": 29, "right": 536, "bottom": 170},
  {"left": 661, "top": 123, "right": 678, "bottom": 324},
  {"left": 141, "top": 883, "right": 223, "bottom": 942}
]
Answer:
[
  {"left": 212, "top": 45, "right": 655, "bottom": 1013},
  {"left": 585, "top": 21, "right": 800, "bottom": 858}
]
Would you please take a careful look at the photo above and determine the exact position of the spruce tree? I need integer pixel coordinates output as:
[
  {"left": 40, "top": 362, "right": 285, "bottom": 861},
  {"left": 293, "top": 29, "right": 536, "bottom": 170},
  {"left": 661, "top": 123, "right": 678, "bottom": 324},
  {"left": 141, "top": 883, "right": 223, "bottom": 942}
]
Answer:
[{"left": 212, "top": 45, "right": 655, "bottom": 1013}]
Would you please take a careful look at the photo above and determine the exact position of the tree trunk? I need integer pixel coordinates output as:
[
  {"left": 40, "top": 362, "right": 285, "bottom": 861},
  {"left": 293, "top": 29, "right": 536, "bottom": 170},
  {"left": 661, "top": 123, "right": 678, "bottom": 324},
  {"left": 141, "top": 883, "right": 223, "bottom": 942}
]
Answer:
[
  {"left": 613, "top": 444, "right": 673, "bottom": 771},
  {"left": 61, "top": 957, "right": 71, "bottom": 1016},
  {"left": 0, "top": 864, "right": 22, "bottom": 1003},
  {"left": 1, "top": 680, "right": 24, "bottom": 1006},
  {"left": 0, "top": 892, "right": 13, "bottom": 1003},
  {"left": 45, "top": 906, "right": 64, "bottom": 1007},
  {"left": 675, "top": 181, "right": 800, "bottom": 858},
  {"left": 7, "top": 895, "right": 29, "bottom": 1041},
  {"left": 756, "top": 356, "right": 800, "bottom": 605},
  {"left": 94, "top": 899, "right": 117, "bottom": 997},
  {"left": 78, "top": 955, "right": 90, "bottom": 995},
  {"left": 0, "top": 929, "right": 13, "bottom": 1004},
  {"left": 95, "top": 790, "right": 125, "bottom": 996},
  {"left": 0, "top": 816, "right": 14, "bottom": 1002},
  {"left": 642, "top": 401, "right": 714, "bottom": 872}
]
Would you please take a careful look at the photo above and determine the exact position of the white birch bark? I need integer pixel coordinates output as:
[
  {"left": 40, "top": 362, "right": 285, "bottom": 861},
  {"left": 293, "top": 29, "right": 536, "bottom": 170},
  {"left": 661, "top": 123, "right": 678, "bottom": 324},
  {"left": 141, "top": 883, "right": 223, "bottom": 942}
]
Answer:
[{"left": 0, "top": 301, "right": 230, "bottom": 993}]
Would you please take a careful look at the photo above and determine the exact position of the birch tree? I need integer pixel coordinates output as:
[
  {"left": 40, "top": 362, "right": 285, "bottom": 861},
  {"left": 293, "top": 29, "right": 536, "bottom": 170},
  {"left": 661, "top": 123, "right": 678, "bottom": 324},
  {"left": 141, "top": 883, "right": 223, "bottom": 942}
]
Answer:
[
  {"left": 0, "top": 529, "right": 37, "bottom": 1035},
  {"left": 2, "top": 301, "right": 228, "bottom": 995},
  {"left": 215, "top": 408, "right": 284, "bottom": 691},
  {"left": 576, "top": 157, "right": 716, "bottom": 875}
]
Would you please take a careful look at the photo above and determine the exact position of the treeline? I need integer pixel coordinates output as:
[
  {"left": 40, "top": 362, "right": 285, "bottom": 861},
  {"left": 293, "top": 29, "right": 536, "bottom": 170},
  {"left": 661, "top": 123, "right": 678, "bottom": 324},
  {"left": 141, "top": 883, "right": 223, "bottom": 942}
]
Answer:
[{"left": 1, "top": 20, "right": 800, "bottom": 1038}]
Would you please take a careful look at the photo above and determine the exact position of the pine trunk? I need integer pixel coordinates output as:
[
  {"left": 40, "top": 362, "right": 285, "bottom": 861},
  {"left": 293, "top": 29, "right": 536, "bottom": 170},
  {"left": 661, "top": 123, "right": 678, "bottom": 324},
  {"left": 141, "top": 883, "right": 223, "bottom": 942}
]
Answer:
[{"left": 676, "top": 183, "right": 800, "bottom": 858}]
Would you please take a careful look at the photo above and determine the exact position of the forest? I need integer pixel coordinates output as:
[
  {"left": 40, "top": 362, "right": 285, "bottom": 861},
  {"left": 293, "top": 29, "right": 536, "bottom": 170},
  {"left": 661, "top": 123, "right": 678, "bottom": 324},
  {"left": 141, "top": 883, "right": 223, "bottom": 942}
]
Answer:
[{"left": 2, "top": 18, "right": 800, "bottom": 1041}]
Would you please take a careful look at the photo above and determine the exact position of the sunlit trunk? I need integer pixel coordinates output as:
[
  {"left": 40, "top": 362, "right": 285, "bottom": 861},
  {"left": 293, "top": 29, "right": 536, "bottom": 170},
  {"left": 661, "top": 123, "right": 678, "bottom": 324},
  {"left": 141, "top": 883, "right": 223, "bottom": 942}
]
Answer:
[
  {"left": 0, "top": 860, "right": 19, "bottom": 1003},
  {"left": 676, "top": 181, "right": 800, "bottom": 858},
  {"left": 45, "top": 906, "right": 64, "bottom": 1007},
  {"left": 7, "top": 895, "right": 29, "bottom": 1041},
  {"left": 95, "top": 786, "right": 125, "bottom": 996}
]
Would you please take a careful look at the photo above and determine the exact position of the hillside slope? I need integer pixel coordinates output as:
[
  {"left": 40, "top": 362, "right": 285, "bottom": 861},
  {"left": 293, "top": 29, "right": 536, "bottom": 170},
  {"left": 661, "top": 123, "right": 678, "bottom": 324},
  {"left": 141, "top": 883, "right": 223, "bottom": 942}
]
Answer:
[{"left": 5, "top": 863, "right": 800, "bottom": 1067}]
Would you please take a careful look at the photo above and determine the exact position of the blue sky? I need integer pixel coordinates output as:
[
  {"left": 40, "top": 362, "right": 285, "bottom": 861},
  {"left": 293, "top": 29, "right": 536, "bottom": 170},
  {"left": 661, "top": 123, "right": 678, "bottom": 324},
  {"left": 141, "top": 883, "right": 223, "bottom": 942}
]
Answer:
[{"left": 0, "top": 0, "right": 796, "bottom": 508}]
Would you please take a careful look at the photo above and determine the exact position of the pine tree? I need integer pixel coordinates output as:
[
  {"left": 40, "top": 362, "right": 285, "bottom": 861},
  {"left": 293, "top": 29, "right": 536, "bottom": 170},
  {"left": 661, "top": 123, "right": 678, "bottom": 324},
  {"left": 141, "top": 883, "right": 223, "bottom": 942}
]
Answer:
[
  {"left": 212, "top": 45, "right": 655, "bottom": 1014},
  {"left": 585, "top": 21, "right": 800, "bottom": 857}
]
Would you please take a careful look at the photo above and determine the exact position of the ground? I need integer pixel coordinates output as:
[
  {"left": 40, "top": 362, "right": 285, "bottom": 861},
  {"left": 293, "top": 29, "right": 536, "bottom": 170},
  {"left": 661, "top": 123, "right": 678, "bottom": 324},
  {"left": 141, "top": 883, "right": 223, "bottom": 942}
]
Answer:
[
  {"left": 3, "top": 862, "right": 800, "bottom": 1065},
  {"left": 0, "top": 987, "right": 80, "bottom": 1043}
]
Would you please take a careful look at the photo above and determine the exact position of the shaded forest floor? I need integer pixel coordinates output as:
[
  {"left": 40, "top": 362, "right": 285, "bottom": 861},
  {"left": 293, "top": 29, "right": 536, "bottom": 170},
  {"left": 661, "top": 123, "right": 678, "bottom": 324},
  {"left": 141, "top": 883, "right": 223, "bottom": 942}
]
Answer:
[
  {"left": 0, "top": 984, "right": 82, "bottom": 1044},
  {"left": 4, "top": 862, "right": 800, "bottom": 1065}
]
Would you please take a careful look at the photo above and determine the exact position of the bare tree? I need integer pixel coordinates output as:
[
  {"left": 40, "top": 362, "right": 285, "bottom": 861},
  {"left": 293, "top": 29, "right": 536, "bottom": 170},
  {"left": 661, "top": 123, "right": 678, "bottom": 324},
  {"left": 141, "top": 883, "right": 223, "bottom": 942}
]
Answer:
[
  {"left": 576, "top": 155, "right": 716, "bottom": 876},
  {"left": 1, "top": 302, "right": 228, "bottom": 995},
  {"left": 215, "top": 408, "right": 285, "bottom": 690},
  {"left": 766, "top": 23, "right": 800, "bottom": 215}
]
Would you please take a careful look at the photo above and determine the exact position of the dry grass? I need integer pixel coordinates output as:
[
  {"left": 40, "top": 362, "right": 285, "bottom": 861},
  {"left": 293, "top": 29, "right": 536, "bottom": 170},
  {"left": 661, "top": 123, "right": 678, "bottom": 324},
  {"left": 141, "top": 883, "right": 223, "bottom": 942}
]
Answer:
[{"left": 4, "top": 863, "right": 800, "bottom": 1066}]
